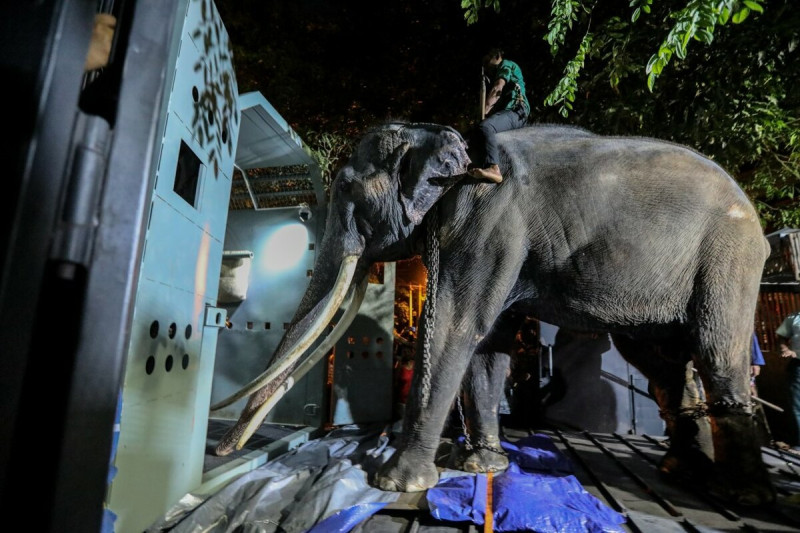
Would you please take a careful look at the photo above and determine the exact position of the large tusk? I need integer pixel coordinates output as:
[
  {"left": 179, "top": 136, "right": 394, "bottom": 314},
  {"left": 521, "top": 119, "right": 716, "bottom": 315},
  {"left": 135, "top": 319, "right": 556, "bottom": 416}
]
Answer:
[
  {"left": 283, "top": 274, "right": 368, "bottom": 392},
  {"left": 235, "top": 273, "right": 370, "bottom": 449},
  {"left": 210, "top": 255, "right": 359, "bottom": 412}
]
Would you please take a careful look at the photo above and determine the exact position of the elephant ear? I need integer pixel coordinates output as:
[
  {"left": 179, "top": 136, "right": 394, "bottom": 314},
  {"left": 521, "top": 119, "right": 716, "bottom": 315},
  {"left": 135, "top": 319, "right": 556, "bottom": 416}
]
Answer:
[{"left": 397, "top": 126, "right": 470, "bottom": 225}]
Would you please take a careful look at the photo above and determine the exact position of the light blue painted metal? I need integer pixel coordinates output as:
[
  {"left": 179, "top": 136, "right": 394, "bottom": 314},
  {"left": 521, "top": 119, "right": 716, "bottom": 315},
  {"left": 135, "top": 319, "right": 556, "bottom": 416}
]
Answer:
[
  {"left": 211, "top": 206, "right": 326, "bottom": 426},
  {"left": 209, "top": 89, "right": 329, "bottom": 427},
  {"left": 331, "top": 264, "right": 396, "bottom": 425},
  {"left": 106, "top": 0, "right": 240, "bottom": 531},
  {"left": 236, "top": 91, "right": 326, "bottom": 206}
]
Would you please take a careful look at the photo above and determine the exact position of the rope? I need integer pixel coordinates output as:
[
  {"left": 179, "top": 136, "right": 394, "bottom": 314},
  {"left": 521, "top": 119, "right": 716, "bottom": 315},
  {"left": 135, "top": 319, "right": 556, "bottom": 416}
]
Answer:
[
  {"left": 485, "top": 471, "right": 494, "bottom": 533},
  {"left": 420, "top": 206, "right": 439, "bottom": 407}
]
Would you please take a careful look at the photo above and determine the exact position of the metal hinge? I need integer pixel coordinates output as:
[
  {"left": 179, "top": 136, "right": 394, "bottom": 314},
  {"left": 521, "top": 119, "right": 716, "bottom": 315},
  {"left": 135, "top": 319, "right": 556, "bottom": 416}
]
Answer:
[{"left": 50, "top": 113, "right": 112, "bottom": 266}]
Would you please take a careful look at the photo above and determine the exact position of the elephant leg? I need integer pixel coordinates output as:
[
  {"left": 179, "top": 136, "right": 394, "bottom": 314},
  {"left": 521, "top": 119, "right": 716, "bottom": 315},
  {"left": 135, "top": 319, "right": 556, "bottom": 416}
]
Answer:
[
  {"left": 688, "top": 303, "right": 775, "bottom": 504},
  {"left": 375, "top": 248, "right": 524, "bottom": 492},
  {"left": 450, "top": 310, "right": 525, "bottom": 473},
  {"left": 691, "top": 330, "right": 774, "bottom": 505},
  {"left": 450, "top": 351, "right": 511, "bottom": 473},
  {"left": 375, "top": 306, "right": 477, "bottom": 492},
  {"left": 610, "top": 335, "right": 714, "bottom": 481},
  {"left": 681, "top": 240, "right": 775, "bottom": 506}
]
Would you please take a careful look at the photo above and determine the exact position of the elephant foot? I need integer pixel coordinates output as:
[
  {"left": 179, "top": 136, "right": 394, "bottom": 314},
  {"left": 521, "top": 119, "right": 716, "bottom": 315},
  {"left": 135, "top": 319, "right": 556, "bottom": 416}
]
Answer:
[
  {"left": 703, "top": 411, "right": 776, "bottom": 506},
  {"left": 450, "top": 443, "right": 509, "bottom": 473},
  {"left": 708, "top": 464, "right": 776, "bottom": 507},
  {"left": 657, "top": 446, "right": 713, "bottom": 483},
  {"left": 374, "top": 450, "right": 439, "bottom": 492}
]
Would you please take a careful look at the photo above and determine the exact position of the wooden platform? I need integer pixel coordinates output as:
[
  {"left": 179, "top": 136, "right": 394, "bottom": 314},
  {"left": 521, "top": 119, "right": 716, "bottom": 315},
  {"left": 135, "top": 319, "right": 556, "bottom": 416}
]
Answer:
[{"left": 352, "top": 428, "right": 800, "bottom": 533}]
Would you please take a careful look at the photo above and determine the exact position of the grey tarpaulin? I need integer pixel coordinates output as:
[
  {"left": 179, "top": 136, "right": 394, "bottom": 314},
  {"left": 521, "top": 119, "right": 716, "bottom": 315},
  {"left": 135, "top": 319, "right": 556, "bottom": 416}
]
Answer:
[{"left": 147, "top": 424, "right": 399, "bottom": 533}]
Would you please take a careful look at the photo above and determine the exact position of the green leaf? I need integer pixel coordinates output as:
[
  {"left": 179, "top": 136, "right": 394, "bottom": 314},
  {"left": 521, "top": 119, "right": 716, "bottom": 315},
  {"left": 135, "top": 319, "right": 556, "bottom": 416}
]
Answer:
[
  {"left": 645, "top": 53, "right": 659, "bottom": 74},
  {"left": 696, "top": 29, "right": 714, "bottom": 44},
  {"left": 732, "top": 7, "right": 751, "bottom": 24},
  {"left": 632, "top": 7, "right": 640, "bottom": 22},
  {"left": 742, "top": 1, "right": 764, "bottom": 14}
]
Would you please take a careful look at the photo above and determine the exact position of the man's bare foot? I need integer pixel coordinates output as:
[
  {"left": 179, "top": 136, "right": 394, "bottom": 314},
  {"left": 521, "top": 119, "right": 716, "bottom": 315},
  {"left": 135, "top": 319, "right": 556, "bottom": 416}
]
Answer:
[{"left": 468, "top": 164, "right": 503, "bottom": 183}]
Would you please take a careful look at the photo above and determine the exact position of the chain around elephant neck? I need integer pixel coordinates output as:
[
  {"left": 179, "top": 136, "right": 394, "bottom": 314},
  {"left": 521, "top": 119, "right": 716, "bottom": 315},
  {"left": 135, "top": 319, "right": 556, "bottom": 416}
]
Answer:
[{"left": 420, "top": 206, "right": 439, "bottom": 407}]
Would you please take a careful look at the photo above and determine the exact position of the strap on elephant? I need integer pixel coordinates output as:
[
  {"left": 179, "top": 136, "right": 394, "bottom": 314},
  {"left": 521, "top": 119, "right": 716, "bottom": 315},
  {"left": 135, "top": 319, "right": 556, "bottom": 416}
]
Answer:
[
  {"left": 659, "top": 404, "right": 709, "bottom": 422},
  {"left": 706, "top": 399, "right": 758, "bottom": 417},
  {"left": 660, "top": 400, "right": 757, "bottom": 422}
]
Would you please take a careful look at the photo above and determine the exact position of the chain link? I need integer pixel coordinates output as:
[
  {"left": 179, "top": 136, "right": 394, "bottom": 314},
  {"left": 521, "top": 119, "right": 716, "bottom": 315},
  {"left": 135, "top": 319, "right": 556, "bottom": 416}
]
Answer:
[
  {"left": 455, "top": 390, "right": 472, "bottom": 450},
  {"left": 420, "top": 206, "right": 439, "bottom": 407},
  {"left": 422, "top": 206, "right": 475, "bottom": 450}
]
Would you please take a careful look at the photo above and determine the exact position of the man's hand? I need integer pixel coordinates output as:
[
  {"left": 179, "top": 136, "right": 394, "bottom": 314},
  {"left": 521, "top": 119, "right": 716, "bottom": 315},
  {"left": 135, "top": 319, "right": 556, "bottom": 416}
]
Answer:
[
  {"left": 780, "top": 345, "right": 797, "bottom": 359},
  {"left": 85, "top": 13, "right": 117, "bottom": 72},
  {"left": 751, "top": 365, "right": 761, "bottom": 378}
]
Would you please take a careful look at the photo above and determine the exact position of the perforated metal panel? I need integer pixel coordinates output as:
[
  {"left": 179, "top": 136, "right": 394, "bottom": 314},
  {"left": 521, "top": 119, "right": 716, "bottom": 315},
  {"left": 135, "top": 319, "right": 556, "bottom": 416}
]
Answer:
[
  {"left": 210, "top": 206, "right": 325, "bottom": 426},
  {"left": 106, "top": 1, "right": 240, "bottom": 530},
  {"left": 331, "top": 263, "right": 396, "bottom": 425}
]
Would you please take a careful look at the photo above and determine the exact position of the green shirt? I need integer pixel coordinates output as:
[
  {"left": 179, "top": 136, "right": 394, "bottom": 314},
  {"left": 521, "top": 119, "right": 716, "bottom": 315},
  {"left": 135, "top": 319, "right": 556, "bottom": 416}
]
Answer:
[{"left": 487, "top": 59, "right": 529, "bottom": 116}]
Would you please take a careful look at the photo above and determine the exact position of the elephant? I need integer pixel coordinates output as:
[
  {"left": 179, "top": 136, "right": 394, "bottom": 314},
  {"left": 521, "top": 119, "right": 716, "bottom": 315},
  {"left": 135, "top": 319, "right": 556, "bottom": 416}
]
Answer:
[{"left": 211, "top": 121, "right": 774, "bottom": 506}]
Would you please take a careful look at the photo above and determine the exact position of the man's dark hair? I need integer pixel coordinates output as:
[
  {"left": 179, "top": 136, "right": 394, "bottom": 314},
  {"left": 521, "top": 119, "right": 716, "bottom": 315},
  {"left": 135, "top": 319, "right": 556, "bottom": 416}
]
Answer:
[{"left": 484, "top": 47, "right": 503, "bottom": 60}]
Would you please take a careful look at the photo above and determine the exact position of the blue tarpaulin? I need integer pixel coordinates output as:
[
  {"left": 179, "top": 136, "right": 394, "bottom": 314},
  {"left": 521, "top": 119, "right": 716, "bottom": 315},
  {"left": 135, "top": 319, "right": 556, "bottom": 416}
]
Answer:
[
  {"left": 427, "top": 434, "right": 627, "bottom": 532},
  {"left": 148, "top": 428, "right": 626, "bottom": 532},
  {"left": 305, "top": 502, "right": 389, "bottom": 533}
]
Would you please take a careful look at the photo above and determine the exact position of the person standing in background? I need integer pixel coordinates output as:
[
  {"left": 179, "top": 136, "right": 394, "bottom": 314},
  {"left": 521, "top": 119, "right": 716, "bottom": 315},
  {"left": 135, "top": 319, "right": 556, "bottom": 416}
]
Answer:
[{"left": 777, "top": 311, "right": 800, "bottom": 451}]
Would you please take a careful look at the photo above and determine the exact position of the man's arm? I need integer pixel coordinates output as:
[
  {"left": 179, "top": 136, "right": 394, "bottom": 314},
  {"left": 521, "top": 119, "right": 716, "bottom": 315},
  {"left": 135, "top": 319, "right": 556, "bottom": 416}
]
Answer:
[{"left": 484, "top": 78, "right": 506, "bottom": 116}]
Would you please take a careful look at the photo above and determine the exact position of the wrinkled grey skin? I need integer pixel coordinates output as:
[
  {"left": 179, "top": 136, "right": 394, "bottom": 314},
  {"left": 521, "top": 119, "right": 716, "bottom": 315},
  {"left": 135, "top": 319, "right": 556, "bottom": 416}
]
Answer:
[{"left": 235, "top": 121, "right": 774, "bottom": 506}]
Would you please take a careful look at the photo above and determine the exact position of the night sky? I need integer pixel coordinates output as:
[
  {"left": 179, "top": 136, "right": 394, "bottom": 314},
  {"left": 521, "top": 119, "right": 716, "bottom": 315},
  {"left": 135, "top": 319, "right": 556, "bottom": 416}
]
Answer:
[{"left": 215, "top": 1, "right": 556, "bottom": 136}]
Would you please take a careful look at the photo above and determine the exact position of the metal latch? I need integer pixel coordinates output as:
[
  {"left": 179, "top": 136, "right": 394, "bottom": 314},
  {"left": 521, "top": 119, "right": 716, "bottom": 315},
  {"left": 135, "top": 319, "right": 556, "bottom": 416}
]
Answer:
[{"left": 205, "top": 306, "right": 227, "bottom": 328}]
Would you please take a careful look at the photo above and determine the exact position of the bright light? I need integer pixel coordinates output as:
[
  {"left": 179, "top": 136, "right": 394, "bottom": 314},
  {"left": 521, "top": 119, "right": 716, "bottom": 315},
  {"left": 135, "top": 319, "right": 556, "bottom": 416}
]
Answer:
[{"left": 259, "top": 223, "right": 309, "bottom": 272}]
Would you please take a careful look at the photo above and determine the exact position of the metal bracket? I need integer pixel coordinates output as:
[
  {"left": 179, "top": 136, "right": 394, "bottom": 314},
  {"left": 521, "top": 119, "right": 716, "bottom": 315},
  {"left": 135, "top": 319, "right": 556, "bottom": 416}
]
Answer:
[{"left": 205, "top": 306, "right": 227, "bottom": 328}]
